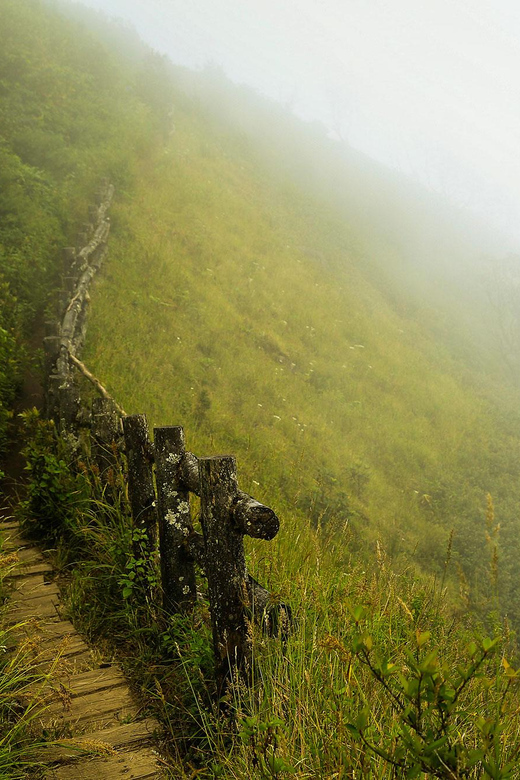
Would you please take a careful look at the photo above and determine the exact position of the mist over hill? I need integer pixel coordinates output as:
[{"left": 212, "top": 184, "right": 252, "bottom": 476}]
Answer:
[{"left": 48, "top": 0, "right": 520, "bottom": 386}]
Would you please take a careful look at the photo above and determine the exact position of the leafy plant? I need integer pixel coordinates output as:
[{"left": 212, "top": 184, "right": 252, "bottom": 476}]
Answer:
[
  {"left": 238, "top": 716, "right": 295, "bottom": 778},
  {"left": 347, "top": 608, "right": 520, "bottom": 778},
  {"left": 18, "top": 409, "right": 88, "bottom": 544}
]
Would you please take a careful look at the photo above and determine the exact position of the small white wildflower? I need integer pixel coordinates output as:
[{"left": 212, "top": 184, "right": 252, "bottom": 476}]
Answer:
[
  {"left": 177, "top": 501, "right": 189, "bottom": 513},
  {"left": 182, "top": 585, "right": 190, "bottom": 595}
]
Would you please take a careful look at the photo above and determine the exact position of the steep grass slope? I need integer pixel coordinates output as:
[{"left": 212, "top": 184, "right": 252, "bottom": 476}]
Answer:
[{"left": 84, "top": 75, "right": 520, "bottom": 626}]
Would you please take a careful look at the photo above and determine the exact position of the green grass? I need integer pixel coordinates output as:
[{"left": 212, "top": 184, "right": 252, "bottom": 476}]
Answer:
[
  {"left": 0, "top": 528, "right": 59, "bottom": 778},
  {"left": 0, "top": 0, "right": 163, "bottom": 456}
]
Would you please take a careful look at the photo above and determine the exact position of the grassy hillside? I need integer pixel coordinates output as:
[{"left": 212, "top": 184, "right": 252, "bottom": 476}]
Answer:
[{"left": 83, "top": 67, "right": 520, "bottom": 626}]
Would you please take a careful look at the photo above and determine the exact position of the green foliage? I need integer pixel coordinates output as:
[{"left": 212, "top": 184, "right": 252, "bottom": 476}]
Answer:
[
  {"left": 348, "top": 614, "right": 520, "bottom": 778},
  {"left": 0, "top": 280, "right": 20, "bottom": 452},
  {"left": 238, "top": 716, "right": 295, "bottom": 778},
  {"left": 119, "top": 528, "right": 160, "bottom": 601},
  {"left": 18, "top": 400, "right": 520, "bottom": 778},
  {"left": 9, "top": 2, "right": 520, "bottom": 777},
  {"left": 18, "top": 409, "right": 88, "bottom": 544}
]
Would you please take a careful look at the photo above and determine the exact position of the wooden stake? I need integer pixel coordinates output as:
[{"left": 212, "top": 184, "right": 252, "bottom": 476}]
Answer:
[
  {"left": 154, "top": 426, "right": 197, "bottom": 613},
  {"left": 199, "top": 455, "right": 252, "bottom": 693},
  {"left": 122, "top": 415, "right": 157, "bottom": 559}
]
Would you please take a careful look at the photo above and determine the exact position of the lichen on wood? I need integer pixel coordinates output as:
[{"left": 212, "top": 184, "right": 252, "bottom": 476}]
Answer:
[{"left": 154, "top": 426, "right": 196, "bottom": 612}]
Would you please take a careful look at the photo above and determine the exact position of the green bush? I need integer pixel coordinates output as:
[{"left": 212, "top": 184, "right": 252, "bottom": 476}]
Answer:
[{"left": 19, "top": 409, "right": 88, "bottom": 543}]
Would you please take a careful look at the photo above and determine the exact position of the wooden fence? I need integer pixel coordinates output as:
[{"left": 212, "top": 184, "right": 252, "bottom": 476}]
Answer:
[{"left": 43, "top": 182, "right": 290, "bottom": 694}]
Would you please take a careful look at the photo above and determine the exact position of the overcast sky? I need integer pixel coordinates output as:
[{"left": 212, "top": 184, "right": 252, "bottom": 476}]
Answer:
[{"left": 65, "top": 0, "right": 520, "bottom": 247}]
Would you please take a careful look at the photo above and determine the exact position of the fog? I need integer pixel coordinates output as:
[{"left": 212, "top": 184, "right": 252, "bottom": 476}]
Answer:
[{"left": 61, "top": 0, "right": 520, "bottom": 248}]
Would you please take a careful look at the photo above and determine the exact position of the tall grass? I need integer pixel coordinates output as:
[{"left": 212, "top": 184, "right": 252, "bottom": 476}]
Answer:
[
  {"left": 17, "top": 433, "right": 520, "bottom": 778},
  {"left": 0, "top": 528, "right": 63, "bottom": 778}
]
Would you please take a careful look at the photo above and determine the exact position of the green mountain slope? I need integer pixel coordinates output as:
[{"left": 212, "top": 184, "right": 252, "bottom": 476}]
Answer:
[{"left": 80, "top": 52, "right": 520, "bottom": 625}]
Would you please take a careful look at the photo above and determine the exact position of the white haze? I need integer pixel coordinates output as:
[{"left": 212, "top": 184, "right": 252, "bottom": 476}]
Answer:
[{"left": 64, "top": 0, "right": 520, "bottom": 248}]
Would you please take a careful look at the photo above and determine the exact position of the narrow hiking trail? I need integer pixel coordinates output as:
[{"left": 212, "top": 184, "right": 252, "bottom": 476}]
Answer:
[
  {"left": 1, "top": 516, "right": 164, "bottom": 779},
  {"left": 0, "top": 335, "right": 166, "bottom": 778},
  {"left": 0, "top": 520, "right": 166, "bottom": 780}
]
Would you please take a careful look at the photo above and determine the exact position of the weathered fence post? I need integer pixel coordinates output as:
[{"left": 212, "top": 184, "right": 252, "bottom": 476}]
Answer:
[
  {"left": 122, "top": 415, "right": 157, "bottom": 558},
  {"left": 199, "top": 456, "right": 252, "bottom": 693},
  {"left": 91, "top": 398, "right": 121, "bottom": 494},
  {"left": 154, "top": 426, "right": 197, "bottom": 613}
]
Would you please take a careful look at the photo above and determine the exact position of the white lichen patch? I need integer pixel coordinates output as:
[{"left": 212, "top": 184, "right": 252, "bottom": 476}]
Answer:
[{"left": 165, "top": 509, "right": 190, "bottom": 536}]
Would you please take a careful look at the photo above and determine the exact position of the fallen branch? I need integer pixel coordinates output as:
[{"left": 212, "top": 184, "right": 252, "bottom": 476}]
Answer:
[{"left": 68, "top": 353, "right": 127, "bottom": 417}]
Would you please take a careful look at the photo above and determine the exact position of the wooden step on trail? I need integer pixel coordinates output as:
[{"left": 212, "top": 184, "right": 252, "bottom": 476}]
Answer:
[{"left": 1, "top": 519, "right": 166, "bottom": 779}]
